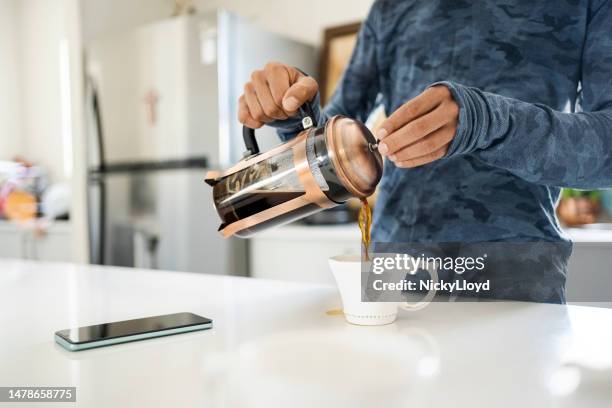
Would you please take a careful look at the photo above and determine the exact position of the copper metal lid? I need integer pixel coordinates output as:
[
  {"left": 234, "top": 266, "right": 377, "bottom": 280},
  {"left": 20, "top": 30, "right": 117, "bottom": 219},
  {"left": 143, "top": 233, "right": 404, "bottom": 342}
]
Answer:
[{"left": 325, "top": 116, "right": 383, "bottom": 198}]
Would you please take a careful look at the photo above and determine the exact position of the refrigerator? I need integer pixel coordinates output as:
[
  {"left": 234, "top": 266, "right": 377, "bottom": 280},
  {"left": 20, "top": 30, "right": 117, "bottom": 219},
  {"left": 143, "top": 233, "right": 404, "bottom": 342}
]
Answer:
[{"left": 85, "top": 10, "right": 317, "bottom": 275}]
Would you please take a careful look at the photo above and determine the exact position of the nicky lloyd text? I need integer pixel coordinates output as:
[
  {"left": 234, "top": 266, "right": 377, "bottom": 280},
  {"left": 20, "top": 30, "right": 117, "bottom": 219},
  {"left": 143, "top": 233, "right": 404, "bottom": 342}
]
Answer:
[{"left": 372, "top": 279, "right": 491, "bottom": 293}]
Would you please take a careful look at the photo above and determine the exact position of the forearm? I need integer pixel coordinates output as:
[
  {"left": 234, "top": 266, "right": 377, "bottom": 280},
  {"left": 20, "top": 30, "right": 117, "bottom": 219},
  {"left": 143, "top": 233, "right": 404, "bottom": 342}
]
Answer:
[{"left": 443, "top": 81, "right": 612, "bottom": 189}]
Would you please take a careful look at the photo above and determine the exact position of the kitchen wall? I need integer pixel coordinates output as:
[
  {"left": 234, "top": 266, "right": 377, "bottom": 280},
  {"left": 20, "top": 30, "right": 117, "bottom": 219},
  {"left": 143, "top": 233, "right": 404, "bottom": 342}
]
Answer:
[
  {"left": 19, "top": 0, "right": 70, "bottom": 181},
  {"left": 0, "top": 0, "right": 73, "bottom": 182},
  {"left": 0, "top": 0, "right": 23, "bottom": 159},
  {"left": 200, "top": 0, "right": 375, "bottom": 45},
  {"left": 0, "top": 0, "right": 88, "bottom": 263},
  {"left": 80, "top": 0, "right": 375, "bottom": 46}
]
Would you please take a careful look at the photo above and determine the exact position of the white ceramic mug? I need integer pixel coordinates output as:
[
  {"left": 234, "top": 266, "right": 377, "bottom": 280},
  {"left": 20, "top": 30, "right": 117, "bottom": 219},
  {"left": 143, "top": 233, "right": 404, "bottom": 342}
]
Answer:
[{"left": 329, "top": 254, "right": 438, "bottom": 325}]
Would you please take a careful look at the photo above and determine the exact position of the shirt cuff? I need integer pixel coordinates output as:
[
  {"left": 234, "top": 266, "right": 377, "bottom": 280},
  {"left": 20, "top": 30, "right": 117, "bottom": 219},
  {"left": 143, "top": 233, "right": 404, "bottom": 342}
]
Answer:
[{"left": 428, "top": 81, "right": 489, "bottom": 158}]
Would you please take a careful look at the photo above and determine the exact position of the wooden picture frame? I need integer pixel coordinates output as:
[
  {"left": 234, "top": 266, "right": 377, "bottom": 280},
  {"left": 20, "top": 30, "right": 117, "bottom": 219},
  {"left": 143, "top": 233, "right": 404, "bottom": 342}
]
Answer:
[{"left": 318, "top": 22, "right": 362, "bottom": 105}]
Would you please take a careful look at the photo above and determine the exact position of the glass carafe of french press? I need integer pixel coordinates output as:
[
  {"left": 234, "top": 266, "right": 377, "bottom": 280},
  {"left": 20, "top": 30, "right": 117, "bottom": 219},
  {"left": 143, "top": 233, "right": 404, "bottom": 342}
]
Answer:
[{"left": 205, "top": 103, "right": 383, "bottom": 238}]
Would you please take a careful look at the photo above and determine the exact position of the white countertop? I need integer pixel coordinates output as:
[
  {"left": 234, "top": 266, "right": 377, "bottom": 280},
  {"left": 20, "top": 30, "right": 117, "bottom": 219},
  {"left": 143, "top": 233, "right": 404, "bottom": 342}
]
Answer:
[{"left": 1, "top": 259, "right": 612, "bottom": 407}]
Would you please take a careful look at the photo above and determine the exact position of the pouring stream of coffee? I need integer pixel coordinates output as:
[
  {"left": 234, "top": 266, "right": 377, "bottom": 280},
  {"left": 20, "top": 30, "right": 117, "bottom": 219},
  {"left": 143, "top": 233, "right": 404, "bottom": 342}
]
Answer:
[
  {"left": 358, "top": 198, "right": 372, "bottom": 261},
  {"left": 358, "top": 141, "right": 380, "bottom": 260}
]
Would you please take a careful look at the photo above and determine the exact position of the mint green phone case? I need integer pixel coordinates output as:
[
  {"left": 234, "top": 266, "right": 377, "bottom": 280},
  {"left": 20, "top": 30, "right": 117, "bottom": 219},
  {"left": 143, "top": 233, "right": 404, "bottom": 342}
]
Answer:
[{"left": 54, "top": 322, "right": 213, "bottom": 351}]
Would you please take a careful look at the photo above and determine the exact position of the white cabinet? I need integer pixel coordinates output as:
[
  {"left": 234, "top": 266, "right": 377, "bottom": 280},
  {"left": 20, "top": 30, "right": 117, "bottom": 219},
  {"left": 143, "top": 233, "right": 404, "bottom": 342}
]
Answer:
[
  {"left": 250, "top": 224, "right": 612, "bottom": 303},
  {"left": 249, "top": 224, "right": 360, "bottom": 285},
  {"left": 0, "top": 221, "right": 72, "bottom": 262},
  {"left": 565, "top": 228, "right": 612, "bottom": 304}
]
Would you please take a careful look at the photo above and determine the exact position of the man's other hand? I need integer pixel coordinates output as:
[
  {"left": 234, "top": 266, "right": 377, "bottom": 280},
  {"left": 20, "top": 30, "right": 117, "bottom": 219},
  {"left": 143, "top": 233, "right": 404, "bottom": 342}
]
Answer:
[{"left": 376, "top": 86, "right": 459, "bottom": 168}]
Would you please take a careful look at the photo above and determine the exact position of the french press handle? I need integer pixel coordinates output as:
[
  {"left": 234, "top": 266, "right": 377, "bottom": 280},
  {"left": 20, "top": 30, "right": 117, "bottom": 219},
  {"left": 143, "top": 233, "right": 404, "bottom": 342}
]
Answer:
[{"left": 242, "top": 95, "right": 318, "bottom": 156}]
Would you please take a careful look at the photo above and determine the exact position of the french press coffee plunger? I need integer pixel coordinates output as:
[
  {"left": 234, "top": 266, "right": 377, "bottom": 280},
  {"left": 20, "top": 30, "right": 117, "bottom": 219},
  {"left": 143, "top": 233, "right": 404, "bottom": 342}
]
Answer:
[{"left": 205, "top": 102, "right": 383, "bottom": 238}]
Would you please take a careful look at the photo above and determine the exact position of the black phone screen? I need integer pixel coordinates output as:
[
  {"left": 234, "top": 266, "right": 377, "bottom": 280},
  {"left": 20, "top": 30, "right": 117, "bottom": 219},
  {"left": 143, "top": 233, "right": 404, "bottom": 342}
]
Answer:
[{"left": 56, "top": 312, "right": 212, "bottom": 344}]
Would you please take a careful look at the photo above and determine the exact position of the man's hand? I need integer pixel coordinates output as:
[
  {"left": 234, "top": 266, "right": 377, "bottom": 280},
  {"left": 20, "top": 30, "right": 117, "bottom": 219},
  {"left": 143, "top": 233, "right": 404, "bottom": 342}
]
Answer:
[
  {"left": 238, "top": 62, "right": 319, "bottom": 129},
  {"left": 376, "top": 86, "right": 459, "bottom": 168}
]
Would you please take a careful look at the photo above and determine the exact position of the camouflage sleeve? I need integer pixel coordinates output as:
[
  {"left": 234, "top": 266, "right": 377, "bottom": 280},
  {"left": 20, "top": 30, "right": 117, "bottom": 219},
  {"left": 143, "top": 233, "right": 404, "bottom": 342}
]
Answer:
[
  {"left": 440, "top": 0, "right": 612, "bottom": 189},
  {"left": 275, "top": 4, "right": 380, "bottom": 141}
]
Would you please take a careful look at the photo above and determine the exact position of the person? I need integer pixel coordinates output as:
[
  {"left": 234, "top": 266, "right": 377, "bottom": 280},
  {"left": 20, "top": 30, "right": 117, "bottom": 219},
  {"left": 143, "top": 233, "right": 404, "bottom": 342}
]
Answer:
[{"left": 236, "top": 0, "right": 612, "bottom": 303}]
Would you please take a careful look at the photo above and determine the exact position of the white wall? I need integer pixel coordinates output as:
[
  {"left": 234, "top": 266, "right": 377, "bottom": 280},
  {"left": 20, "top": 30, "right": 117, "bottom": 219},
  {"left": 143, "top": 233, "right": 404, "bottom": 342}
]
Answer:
[
  {"left": 0, "top": 0, "right": 89, "bottom": 262},
  {"left": 64, "top": 0, "right": 89, "bottom": 263},
  {"left": 0, "top": 0, "right": 73, "bottom": 182},
  {"left": 19, "top": 0, "right": 68, "bottom": 182},
  {"left": 80, "top": 0, "right": 374, "bottom": 46},
  {"left": 0, "top": 0, "right": 22, "bottom": 159},
  {"left": 198, "top": 0, "right": 375, "bottom": 45},
  {"left": 80, "top": 0, "right": 171, "bottom": 44}
]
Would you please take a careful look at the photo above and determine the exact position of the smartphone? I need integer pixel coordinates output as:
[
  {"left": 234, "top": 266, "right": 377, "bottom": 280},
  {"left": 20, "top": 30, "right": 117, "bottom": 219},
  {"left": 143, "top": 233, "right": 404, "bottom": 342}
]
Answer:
[{"left": 55, "top": 312, "right": 212, "bottom": 351}]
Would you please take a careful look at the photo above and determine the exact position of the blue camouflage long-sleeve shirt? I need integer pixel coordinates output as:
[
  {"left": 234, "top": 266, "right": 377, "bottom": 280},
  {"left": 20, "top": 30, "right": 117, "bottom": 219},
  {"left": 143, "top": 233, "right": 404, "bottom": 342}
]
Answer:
[
  {"left": 278, "top": 0, "right": 612, "bottom": 242},
  {"left": 274, "top": 0, "right": 612, "bottom": 301}
]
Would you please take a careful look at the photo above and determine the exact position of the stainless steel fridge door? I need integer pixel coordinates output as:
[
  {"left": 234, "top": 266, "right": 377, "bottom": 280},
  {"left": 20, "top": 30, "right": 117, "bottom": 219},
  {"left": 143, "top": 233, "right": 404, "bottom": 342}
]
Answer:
[{"left": 89, "top": 167, "right": 247, "bottom": 275}]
